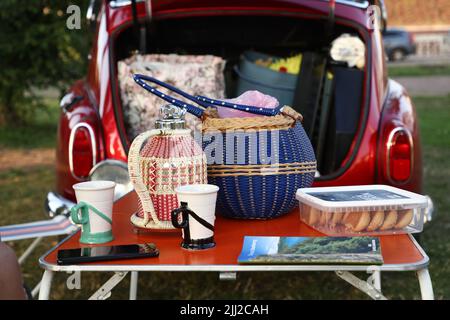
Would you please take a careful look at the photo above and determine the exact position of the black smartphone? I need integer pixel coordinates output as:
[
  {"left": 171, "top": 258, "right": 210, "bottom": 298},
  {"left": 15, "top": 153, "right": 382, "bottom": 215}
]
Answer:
[{"left": 57, "top": 243, "right": 159, "bottom": 265}]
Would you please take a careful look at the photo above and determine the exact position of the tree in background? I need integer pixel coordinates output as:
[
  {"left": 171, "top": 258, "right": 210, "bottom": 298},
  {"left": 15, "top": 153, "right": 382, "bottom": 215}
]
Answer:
[{"left": 0, "top": 0, "right": 90, "bottom": 125}]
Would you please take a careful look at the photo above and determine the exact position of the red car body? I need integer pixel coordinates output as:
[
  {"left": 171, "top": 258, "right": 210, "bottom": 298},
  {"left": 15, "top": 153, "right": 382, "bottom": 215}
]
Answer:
[{"left": 52, "top": 0, "right": 424, "bottom": 207}]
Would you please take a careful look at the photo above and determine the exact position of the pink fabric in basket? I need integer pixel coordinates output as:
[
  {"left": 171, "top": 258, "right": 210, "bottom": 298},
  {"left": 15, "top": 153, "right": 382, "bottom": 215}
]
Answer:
[{"left": 219, "top": 90, "right": 280, "bottom": 118}]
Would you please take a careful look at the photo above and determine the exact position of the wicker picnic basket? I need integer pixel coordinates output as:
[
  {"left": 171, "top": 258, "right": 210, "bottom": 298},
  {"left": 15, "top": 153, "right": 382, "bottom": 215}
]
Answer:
[{"left": 133, "top": 74, "right": 317, "bottom": 219}]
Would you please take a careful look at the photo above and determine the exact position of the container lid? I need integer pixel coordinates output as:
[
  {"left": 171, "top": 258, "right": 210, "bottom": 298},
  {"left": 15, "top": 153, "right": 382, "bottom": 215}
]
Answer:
[
  {"left": 296, "top": 185, "right": 428, "bottom": 213},
  {"left": 155, "top": 104, "right": 186, "bottom": 130}
]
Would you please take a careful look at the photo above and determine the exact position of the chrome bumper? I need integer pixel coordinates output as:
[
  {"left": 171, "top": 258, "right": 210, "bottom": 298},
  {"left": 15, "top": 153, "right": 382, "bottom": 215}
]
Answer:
[
  {"left": 44, "top": 192, "right": 76, "bottom": 218},
  {"left": 424, "top": 195, "right": 434, "bottom": 223}
]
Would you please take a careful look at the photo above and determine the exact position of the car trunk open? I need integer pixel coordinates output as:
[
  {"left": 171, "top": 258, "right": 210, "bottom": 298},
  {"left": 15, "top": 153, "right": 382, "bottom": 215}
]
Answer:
[{"left": 112, "top": 14, "right": 368, "bottom": 178}]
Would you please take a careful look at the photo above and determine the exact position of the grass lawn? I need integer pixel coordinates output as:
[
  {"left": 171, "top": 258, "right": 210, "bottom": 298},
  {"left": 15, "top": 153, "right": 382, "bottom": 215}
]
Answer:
[
  {"left": 388, "top": 65, "right": 450, "bottom": 78},
  {"left": 0, "top": 98, "right": 59, "bottom": 149},
  {"left": 0, "top": 95, "right": 449, "bottom": 299}
]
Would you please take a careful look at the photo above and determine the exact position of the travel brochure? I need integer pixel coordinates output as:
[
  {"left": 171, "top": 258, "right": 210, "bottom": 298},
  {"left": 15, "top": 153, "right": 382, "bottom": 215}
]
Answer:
[{"left": 238, "top": 236, "right": 383, "bottom": 265}]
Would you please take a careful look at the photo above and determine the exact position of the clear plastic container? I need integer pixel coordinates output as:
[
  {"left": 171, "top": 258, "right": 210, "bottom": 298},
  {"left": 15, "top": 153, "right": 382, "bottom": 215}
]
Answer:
[{"left": 296, "top": 185, "right": 428, "bottom": 236}]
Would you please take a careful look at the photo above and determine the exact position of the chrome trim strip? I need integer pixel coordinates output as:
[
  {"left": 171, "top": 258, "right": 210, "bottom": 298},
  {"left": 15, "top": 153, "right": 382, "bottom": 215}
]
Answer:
[
  {"left": 39, "top": 260, "right": 430, "bottom": 272},
  {"left": 333, "top": 0, "right": 369, "bottom": 9},
  {"left": 86, "top": 0, "right": 96, "bottom": 21},
  {"left": 386, "top": 127, "right": 414, "bottom": 185},
  {"left": 68, "top": 123, "right": 97, "bottom": 181},
  {"left": 424, "top": 195, "right": 434, "bottom": 223},
  {"left": 88, "top": 159, "right": 129, "bottom": 178},
  {"left": 111, "top": 0, "right": 369, "bottom": 10},
  {"left": 110, "top": 0, "right": 145, "bottom": 8},
  {"left": 145, "top": 0, "right": 152, "bottom": 22},
  {"left": 319, "top": 0, "right": 369, "bottom": 9},
  {"left": 88, "top": 160, "right": 133, "bottom": 201},
  {"left": 45, "top": 192, "right": 76, "bottom": 218},
  {"left": 60, "top": 93, "right": 74, "bottom": 111}
]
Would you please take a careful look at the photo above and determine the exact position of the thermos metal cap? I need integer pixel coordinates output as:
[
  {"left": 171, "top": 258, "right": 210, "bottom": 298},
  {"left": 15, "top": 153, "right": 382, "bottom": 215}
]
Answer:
[{"left": 155, "top": 104, "right": 186, "bottom": 130}]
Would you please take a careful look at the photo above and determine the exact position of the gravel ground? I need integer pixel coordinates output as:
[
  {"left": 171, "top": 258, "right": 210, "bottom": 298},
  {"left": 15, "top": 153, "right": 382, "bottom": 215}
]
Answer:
[
  {"left": 393, "top": 76, "right": 450, "bottom": 96},
  {"left": 0, "top": 148, "right": 55, "bottom": 172}
]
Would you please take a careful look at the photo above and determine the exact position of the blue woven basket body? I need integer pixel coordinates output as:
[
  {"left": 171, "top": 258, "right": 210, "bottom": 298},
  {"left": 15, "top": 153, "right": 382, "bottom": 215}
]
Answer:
[{"left": 204, "top": 121, "right": 316, "bottom": 219}]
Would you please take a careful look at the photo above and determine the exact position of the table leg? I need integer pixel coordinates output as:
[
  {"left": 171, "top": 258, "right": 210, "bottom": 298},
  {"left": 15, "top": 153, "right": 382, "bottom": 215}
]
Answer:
[
  {"left": 129, "top": 271, "right": 139, "bottom": 300},
  {"left": 31, "top": 281, "right": 41, "bottom": 298},
  {"left": 38, "top": 270, "right": 54, "bottom": 300},
  {"left": 368, "top": 270, "right": 381, "bottom": 291},
  {"left": 417, "top": 268, "right": 434, "bottom": 300},
  {"left": 335, "top": 271, "right": 387, "bottom": 300},
  {"left": 18, "top": 237, "right": 43, "bottom": 265},
  {"left": 89, "top": 272, "right": 128, "bottom": 300}
]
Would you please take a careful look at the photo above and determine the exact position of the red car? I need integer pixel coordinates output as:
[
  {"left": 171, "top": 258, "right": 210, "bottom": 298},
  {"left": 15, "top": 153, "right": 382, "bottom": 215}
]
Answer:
[{"left": 46, "top": 0, "right": 433, "bottom": 221}]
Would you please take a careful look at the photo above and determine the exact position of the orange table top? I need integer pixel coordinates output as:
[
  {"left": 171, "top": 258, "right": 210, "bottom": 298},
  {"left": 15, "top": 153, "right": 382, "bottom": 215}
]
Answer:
[{"left": 40, "top": 192, "right": 428, "bottom": 272}]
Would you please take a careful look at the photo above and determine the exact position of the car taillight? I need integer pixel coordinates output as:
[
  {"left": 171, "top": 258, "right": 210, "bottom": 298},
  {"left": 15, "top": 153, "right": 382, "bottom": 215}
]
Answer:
[
  {"left": 387, "top": 129, "right": 413, "bottom": 183},
  {"left": 69, "top": 123, "right": 97, "bottom": 179}
]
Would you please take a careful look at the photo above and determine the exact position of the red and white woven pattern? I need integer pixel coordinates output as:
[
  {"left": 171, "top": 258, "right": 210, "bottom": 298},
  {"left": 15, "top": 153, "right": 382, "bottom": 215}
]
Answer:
[{"left": 129, "top": 129, "right": 207, "bottom": 229}]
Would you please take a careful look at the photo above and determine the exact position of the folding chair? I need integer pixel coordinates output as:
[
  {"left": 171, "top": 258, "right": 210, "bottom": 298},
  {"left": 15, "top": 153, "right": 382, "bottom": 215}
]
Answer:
[{"left": 0, "top": 192, "right": 78, "bottom": 298}]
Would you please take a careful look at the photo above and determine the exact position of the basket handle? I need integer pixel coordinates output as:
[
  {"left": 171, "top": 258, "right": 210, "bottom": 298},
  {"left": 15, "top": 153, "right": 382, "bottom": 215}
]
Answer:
[
  {"left": 133, "top": 74, "right": 207, "bottom": 118},
  {"left": 133, "top": 74, "right": 283, "bottom": 118},
  {"left": 128, "top": 130, "right": 162, "bottom": 227},
  {"left": 194, "top": 95, "right": 283, "bottom": 117}
]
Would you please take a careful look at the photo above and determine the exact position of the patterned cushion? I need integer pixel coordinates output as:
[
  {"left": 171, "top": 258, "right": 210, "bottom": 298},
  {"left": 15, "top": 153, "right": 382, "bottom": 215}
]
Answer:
[{"left": 118, "top": 54, "right": 226, "bottom": 139}]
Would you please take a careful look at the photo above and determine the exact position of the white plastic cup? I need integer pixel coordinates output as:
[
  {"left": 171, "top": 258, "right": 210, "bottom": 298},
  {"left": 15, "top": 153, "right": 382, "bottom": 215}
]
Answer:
[
  {"left": 174, "top": 184, "right": 219, "bottom": 249},
  {"left": 72, "top": 181, "right": 116, "bottom": 242}
]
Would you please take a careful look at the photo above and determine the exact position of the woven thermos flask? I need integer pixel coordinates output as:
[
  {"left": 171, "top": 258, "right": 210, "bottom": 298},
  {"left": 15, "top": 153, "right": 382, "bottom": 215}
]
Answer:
[{"left": 128, "top": 105, "right": 208, "bottom": 230}]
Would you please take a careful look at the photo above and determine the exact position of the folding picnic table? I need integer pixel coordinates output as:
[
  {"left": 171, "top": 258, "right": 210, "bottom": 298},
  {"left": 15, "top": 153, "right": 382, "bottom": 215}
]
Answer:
[{"left": 38, "top": 191, "right": 434, "bottom": 300}]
